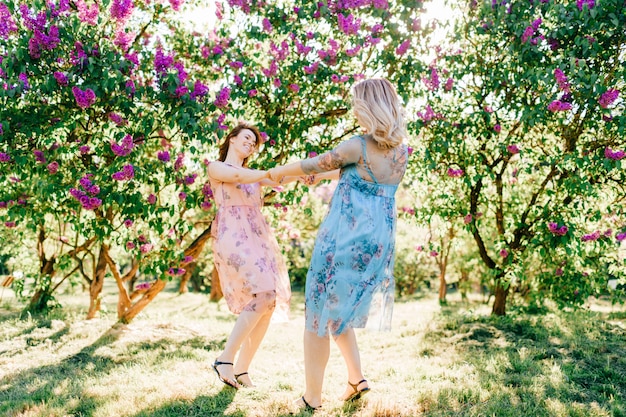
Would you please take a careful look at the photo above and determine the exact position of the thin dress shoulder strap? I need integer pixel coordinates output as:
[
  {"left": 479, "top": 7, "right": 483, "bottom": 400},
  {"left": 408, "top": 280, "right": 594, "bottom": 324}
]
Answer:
[{"left": 359, "top": 135, "right": 379, "bottom": 184}]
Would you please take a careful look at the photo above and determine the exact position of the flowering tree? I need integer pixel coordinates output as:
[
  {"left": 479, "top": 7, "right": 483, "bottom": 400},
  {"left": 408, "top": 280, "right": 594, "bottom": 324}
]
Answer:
[
  {"left": 0, "top": 0, "right": 436, "bottom": 320},
  {"left": 413, "top": 0, "right": 626, "bottom": 315},
  {"left": 0, "top": 0, "right": 219, "bottom": 319}
]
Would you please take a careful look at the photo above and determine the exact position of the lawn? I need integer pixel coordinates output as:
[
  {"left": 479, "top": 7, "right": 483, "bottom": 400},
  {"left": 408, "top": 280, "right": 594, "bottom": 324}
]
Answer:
[{"left": 1, "top": 284, "right": 625, "bottom": 417}]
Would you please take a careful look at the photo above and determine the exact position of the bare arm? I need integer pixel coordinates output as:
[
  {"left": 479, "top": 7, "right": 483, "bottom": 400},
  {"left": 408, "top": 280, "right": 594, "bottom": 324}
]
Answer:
[
  {"left": 269, "top": 138, "right": 360, "bottom": 182},
  {"left": 207, "top": 161, "right": 269, "bottom": 184},
  {"left": 259, "top": 169, "right": 341, "bottom": 187}
]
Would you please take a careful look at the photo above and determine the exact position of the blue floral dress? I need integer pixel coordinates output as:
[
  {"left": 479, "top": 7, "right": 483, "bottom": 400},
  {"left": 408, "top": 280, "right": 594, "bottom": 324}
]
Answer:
[{"left": 305, "top": 136, "right": 407, "bottom": 337}]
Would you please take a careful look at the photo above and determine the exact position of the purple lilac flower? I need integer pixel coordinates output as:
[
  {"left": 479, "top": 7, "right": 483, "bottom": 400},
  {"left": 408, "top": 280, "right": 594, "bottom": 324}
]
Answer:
[
  {"left": 577, "top": 0, "right": 595, "bottom": 11},
  {"left": 174, "top": 153, "right": 185, "bottom": 171},
  {"left": 262, "top": 60, "right": 278, "bottom": 78},
  {"left": 395, "top": 39, "right": 410, "bottom": 56},
  {"left": 34, "top": 150, "right": 46, "bottom": 163},
  {"left": 499, "top": 249, "right": 508, "bottom": 258},
  {"left": 599, "top": 89, "right": 619, "bottom": 108},
  {"left": 521, "top": 26, "right": 534, "bottom": 43},
  {"left": 111, "top": 134, "right": 134, "bottom": 157},
  {"left": 18, "top": 73, "right": 29, "bottom": 90},
  {"left": 154, "top": 48, "right": 174, "bottom": 77},
  {"left": 53, "top": 71, "right": 68, "bottom": 86},
  {"left": 47, "top": 161, "right": 59, "bottom": 174},
  {"left": 303, "top": 62, "right": 319, "bottom": 74},
  {"left": 126, "top": 241, "right": 135, "bottom": 250},
  {"left": 140, "top": 243, "right": 153, "bottom": 254},
  {"left": 110, "top": 0, "right": 134, "bottom": 21},
  {"left": 108, "top": 112, "right": 126, "bottom": 125},
  {"left": 262, "top": 17, "right": 273, "bottom": 33},
  {"left": 548, "top": 222, "right": 568, "bottom": 236},
  {"left": 555, "top": 268, "right": 563, "bottom": 276},
  {"left": 248, "top": 89, "right": 258, "bottom": 97},
  {"left": 72, "top": 86, "right": 96, "bottom": 109},
  {"left": 494, "top": 124, "right": 501, "bottom": 133},
  {"left": 157, "top": 150, "right": 170, "bottom": 162},
  {"left": 114, "top": 28, "right": 134, "bottom": 51},
  {"left": 214, "top": 86, "right": 230, "bottom": 108},
  {"left": 554, "top": 68, "right": 570, "bottom": 93},
  {"left": 547, "top": 100, "right": 572, "bottom": 112},
  {"left": 79, "top": 145, "right": 90, "bottom": 154},
  {"left": 604, "top": 147, "right": 625, "bottom": 160},
  {"left": 217, "top": 114, "right": 228, "bottom": 130},
  {"left": 175, "top": 85, "right": 188, "bottom": 97},
  {"left": 616, "top": 232, "right": 626, "bottom": 242},
  {"left": 184, "top": 174, "right": 197, "bottom": 185},
  {"left": 76, "top": 0, "right": 99, "bottom": 25},
  {"left": 0, "top": 3, "right": 18, "bottom": 39},
  {"left": 337, "top": 13, "right": 361, "bottom": 35},
  {"left": 112, "top": 164, "right": 135, "bottom": 181},
  {"left": 124, "top": 219, "right": 133, "bottom": 227},
  {"left": 125, "top": 79, "right": 135, "bottom": 95},
  {"left": 507, "top": 144, "right": 520, "bottom": 154},
  {"left": 447, "top": 168, "right": 464, "bottom": 178},
  {"left": 190, "top": 80, "right": 209, "bottom": 101},
  {"left": 178, "top": 192, "right": 187, "bottom": 201},
  {"left": 169, "top": 0, "right": 184, "bottom": 11},
  {"left": 581, "top": 231, "right": 601, "bottom": 242},
  {"left": 147, "top": 194, "right": 157, "bottom": 204},
  {"left": 202, "top": 183, "right": 213, "bottom": 198},
  {"left": 5, "top": 221, "right": 16, "bottom": 228},
  {"left": 0, "top": 152, "right": 9, "bottom": 162}
]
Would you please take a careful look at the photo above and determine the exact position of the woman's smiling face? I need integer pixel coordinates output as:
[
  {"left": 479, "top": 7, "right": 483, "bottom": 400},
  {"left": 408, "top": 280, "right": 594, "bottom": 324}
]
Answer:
[{"left": 231, "top": 128, "right": 258, "bottom": 158}]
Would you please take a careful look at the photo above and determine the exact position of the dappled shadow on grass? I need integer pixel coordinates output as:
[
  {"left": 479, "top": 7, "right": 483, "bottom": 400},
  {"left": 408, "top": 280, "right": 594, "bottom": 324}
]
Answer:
[
  {"left": 422, "top": 306, "right": 626, "bottom": 416},
  {"left": 130, "top": 389, "right": 239, "bottom": 417},
  {"left": 0, "top": 328, "right": 121, "bottom": 417},
  {"left": 0, "top": 323, "right": 233, "bottom": 417}
]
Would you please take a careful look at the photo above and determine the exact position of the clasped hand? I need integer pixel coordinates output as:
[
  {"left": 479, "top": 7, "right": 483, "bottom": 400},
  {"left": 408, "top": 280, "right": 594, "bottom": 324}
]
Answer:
[{"left": 268, "top": 167, "right": 284, "bottom": 183}]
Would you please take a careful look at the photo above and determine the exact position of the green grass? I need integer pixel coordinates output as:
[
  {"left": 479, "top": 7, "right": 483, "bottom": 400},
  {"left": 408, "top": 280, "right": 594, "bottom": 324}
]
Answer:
[{"left": 1, "top": 286, "right": 625, "bottom": 417}]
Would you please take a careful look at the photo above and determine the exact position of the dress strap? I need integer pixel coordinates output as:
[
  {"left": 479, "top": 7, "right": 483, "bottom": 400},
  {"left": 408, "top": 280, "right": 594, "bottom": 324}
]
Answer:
[{"left": 359, "top": 136, "right": 379, "bottom": 184}]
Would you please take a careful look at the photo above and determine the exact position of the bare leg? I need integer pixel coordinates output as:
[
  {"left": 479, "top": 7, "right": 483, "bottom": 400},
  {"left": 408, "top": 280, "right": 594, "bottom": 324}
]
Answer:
[
  {"left": 234, "top": 297, "right": 275, "bottom": 386},
  {"left": 301, "top": 329, "right": 330, "bottom": 408},
  {"left": 215, "top": 291, "right": 276, "bottom": 387},
  {"left": 334, "top": 328, "right": 369, "bottom": 400}
]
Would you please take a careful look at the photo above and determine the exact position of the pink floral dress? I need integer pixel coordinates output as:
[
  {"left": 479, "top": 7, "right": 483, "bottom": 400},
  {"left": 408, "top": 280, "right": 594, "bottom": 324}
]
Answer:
[{"left": 210, "top": 175, "right": 291, "bottom": 322}]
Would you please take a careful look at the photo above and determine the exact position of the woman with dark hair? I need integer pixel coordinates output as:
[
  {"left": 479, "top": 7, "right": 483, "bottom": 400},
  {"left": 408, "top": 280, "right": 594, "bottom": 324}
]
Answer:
[{"left": 208, "top": 122, "right": 324, "bottom": 389}]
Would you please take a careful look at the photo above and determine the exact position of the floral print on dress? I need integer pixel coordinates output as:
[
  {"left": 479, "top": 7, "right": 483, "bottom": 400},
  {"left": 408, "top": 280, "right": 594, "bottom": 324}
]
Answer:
[
  {"left": 210, "top": 177, "right": 291, "bottom": 322},
  {"left": 304, "top": 136, "right": 407, "bottom": 337}
]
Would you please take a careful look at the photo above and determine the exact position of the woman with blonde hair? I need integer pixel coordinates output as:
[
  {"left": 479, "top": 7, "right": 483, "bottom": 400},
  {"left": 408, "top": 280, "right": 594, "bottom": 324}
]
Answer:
[{"left": 269, "top": 78, "right": 409, "bottom": 410}]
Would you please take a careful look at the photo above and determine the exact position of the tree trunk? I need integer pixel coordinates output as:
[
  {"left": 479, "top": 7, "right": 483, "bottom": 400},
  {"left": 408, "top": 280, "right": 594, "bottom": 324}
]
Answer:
[
  {"left": 492, "top": 281, "right": 509, "bottom": 316},
  {"left": 438, "top": 272, "right": 447, "bottom": 304},
  {"left": 178, "top": 264, "right": 193, "bottom": 294},
  {"left": 86, "top": 245, "right": 108, "bottom": 319},
  {"left": 210, "top": 266, "right": 223, "bottom": 301},
  {"left": 119, "top": 279, "right": 167, "bottom": 323}
]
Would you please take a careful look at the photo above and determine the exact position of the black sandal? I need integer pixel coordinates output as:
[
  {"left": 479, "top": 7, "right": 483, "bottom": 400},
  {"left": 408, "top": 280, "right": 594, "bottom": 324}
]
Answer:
[
  {"left": 344, "top": 379, "right": 370, "bottom": 402},
  {"left": 301, "top": 396, "right": 321, "bottom": 412},
  {"left": 212, "top": 360, "right": 239, "bottom": 389},
  {"left": 235, "top": 372, "right": 255, "bottom": 388}
]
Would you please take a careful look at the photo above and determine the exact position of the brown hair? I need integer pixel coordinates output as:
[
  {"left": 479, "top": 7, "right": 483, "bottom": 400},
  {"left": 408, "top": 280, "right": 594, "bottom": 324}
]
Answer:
[{"left": 218, "top": 122, "right": 262, "bottom": 166}]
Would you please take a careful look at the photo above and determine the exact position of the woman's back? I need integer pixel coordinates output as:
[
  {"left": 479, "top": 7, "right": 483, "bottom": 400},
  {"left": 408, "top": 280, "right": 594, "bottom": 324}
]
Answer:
[{"left": 353, "top": 135, "right": 408, "bottom": 186}]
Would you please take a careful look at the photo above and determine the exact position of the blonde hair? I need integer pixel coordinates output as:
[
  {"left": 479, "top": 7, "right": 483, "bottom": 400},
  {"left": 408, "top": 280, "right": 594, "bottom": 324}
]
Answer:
[{"left": 351, "top": 78, "right": 407, "bottom": 148}]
